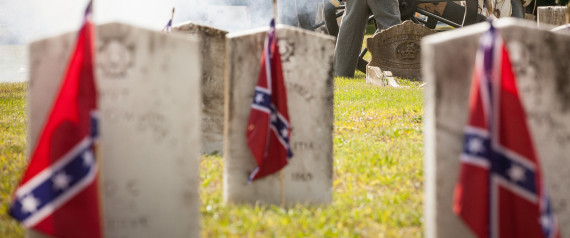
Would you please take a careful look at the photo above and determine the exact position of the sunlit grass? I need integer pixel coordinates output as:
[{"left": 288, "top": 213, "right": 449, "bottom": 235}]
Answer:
[
  {"left": 1, "top": 75, "right": 424, "bottom": 237},
  {"left": 201, "top": 74, "right": 424, "bottom": 237},
  {"left": 0, "top": 82, "right": 27, "bottom": 237}
]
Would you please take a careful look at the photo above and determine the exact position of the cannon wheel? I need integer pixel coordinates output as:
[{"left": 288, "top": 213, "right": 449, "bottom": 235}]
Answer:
[{"left": 296, "top": 0, "right": 523, "bottom": 73}]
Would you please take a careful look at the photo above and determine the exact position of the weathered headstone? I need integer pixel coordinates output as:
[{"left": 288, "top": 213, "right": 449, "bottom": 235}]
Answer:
[
  {"left": 173, "top": 21, "right": 228, "bottom": 155},
  {"left": 224, "top": 25, "right": 335, "bottom": 206},
  {"left": 367, "top": 20, "right": 436, "bottom": 80},
  {"left": 28, "top": 22, "right": 202, "bottom": 238},
  {"left": 538, "top": 6, "right": 568, "bottom": 27},
  {"left": 28, "top": 32, "right": 76, "bottom": 149},
  {"left": 422, "top": 18, "right": 570, "bottom": 238}
]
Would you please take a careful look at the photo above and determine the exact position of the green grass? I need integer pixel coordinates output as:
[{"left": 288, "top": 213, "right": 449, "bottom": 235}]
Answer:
[
  {"left": 0, "top": 82, "right": 27, "bottom": 237},
  {"left": 0, "top": 75, "right": 424, "bottom": 237}
]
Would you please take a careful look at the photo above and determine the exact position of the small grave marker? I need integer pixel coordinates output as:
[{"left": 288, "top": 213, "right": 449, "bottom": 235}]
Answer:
[{"left": 538, "top": 6, "right": 568, "bottom": 27}]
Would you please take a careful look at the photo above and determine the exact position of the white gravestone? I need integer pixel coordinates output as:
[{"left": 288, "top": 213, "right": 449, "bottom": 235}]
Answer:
[
  {"left": 224, "top": 25, "right": 335, "bottom": 206},
  {"left": 173, "top": 22, "right": 228, "bottom": 155},
  {"left": 27, "top": 31, "right": 81, "bottom": 238},
  {"left": 422, "top": 19, "right": 570, "bottom": 238},
  {"left": 28, "top": 32, "right": 75, "bottom": 151},
  {"left": 538, "top": 6, "right": 568, "bottom": 28},
  {"left": 28, "top": 22, "right": 202, "bottom": 238}
]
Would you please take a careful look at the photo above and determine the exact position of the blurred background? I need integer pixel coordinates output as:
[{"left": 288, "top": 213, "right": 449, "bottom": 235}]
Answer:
[{"left": 0, "top": 0, "right": 286, "bottom": 82}]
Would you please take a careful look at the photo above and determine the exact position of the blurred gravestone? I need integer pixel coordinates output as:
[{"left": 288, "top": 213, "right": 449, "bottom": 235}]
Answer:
[
  {"left": 538, "top": 6, "right": 568, "bottom": 27},
  {"left": 28, "top": 22, "right": 202, "bottom": 238},
  {"left": 422, "top": 19, "right": 570, "bottom": 238},
  {"left": 367, "top": 20, "right": 436, "bottom": 80},
  {"left": 224, "top": 25, "right": 334, "bottom": 206},
  {"left": 173, "top": 22, "right": 228, "bottom": 155}
]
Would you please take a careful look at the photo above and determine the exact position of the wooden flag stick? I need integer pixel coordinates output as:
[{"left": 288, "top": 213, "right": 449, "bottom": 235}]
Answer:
[
  {"left": 171, "top": 7, "right": 175, "bottom": 22},
  {"left": 96, "top": 144, "right": 105, "bottom": 235},
  {"left": 273, "top": 0, "right": 283, "bottom": 207},
  {"left": 280, "top": 170, "right": 285, "bottom": 207},
  {"left": 273, "top": 0, "right": 277, "bottom": 22}
]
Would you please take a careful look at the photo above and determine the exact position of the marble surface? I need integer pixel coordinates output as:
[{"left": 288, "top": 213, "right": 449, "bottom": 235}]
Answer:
[
  {"left": 538, "top": 6, "right": 568, "bottom": 28},
  {"left": 28, "top": 22, "right": 202, "bottom": 238},
  {"left": 422, "top": 18, "right": 570, "bottom": 238},
  {"left": 223, "top": 25, "right": 335, "bottom": 206},
  {"left": 173, "top": 22, "right": 228, "bottom": 155}
]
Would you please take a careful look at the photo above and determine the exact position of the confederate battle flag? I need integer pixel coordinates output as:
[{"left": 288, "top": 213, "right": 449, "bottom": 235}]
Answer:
[
  {"left": 246, "top": 19, "right": 293, "bottom": 182},
  {"left": 453, "top": 22, "right": 560, "bottom": 238},
  {"left": 9, "top": 1, "right": 102, "bottom": 237}
]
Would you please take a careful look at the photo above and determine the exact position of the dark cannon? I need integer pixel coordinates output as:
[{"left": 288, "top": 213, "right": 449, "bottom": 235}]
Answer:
[{"left": 292, "top": 0, "right": 527, "bottom": 72}]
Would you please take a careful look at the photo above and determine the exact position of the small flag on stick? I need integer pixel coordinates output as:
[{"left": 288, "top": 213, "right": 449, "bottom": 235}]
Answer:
[
  {"left": 9, "top": 1, "right": 102, "bottom": 237},
  {"left": 162, "top": 7, "right": 175, "bottom": 32},
  {"left": 453, "top": 22, "right": 560, "bottom": 238},
  {"left": 246, "top": 19, "right": 292, "bottom": 182}
]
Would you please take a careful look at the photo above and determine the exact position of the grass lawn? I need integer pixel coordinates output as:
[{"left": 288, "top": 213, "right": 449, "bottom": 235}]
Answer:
[
  {"left": 0, "top": 74, "right": 424, "bottom": 237},
  {"left": 0, "top": 82, "right": 27, "bottom": 237}
]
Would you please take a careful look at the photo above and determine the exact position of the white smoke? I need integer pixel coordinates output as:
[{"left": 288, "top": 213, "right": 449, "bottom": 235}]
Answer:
[
  {"left": 0, "top": 0, "right": 327, "bottom": 82},
  {"left": 0, "top": 0, "right": 325, "bottom": 44},
  {"left": 1, "top": 0, "right": 199, "bottom": 44}
]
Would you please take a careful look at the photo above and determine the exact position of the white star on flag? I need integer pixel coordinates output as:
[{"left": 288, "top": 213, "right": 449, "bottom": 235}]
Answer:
[
  {"left": 281, "top": 128, "right": 288, "bottom": 137},
  {"left": 507, "top": 164, "right": 526, "bottom": 182},
  {"left": 255, "top": 94, "right": 264, "bottom": 103},
  {"left": 53, "top": 172, "right": 72, "bottom": 190},
  {"left": 481, "top": 32, "right": 493, "bottom": 48},
  {"left": 83, "top": 150, "right": 94, "bottom": 166},
  {"left": 270, "top": 113, "right": 277, "bottom": 122},
  {"left": 21, "top": 195, "right": 40, "bottom": 213},
  {"left": 468, "top": 137, "right": 484, "bottom": 154},
  {"left": 540, "top": 214, "right": 550, "bottom": 228}
]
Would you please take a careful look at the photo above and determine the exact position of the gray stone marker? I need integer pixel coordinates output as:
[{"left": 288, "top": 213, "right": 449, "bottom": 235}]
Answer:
[
  {"left": 538, "top": 6, "right": 568, "bottom": 28},
  {"left": 422, "top": 18, "right": 570, "bottom": 238},
  {"left": 173, "top": 21, "right": 228, "bottom": 155},
  {"left": 224, "top": 25, "right": 334, "bottom": 206},
  {"left": 28, "top": 22, "right": 202, "bottom": 238},
  {"left": 367, "top": 20, "right": 436, "bottom": 80}
]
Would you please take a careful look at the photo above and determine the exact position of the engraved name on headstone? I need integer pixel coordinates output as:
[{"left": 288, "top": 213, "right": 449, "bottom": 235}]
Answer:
[
  {"left": 173, "top": 22, "right": 228, "bottom": 155},
  {"left": 224, "top": 25, "right": 335, "bottom": 206},
  {"left": 367, "top": 20, "right": 436, "bottom": 79},
  {"left": 28, "top": 22, "right": 202, "bottom": 238},
  {"left": 422, "top": 19, "right": 570, "bottom": 238}
]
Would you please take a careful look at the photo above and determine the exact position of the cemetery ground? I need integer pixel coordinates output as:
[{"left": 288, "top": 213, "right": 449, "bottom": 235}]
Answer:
[{"left": 0, "top": 75, "right": 424, "bottom": 237}]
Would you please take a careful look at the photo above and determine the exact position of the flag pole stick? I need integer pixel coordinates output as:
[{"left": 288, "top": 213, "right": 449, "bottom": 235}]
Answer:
[
  {"left": 171, "top": 7, "right": 175, "bottom": 22},
  {"left": 272, "top": 0, "right": 284, "bottom": 208},
  {"left": 280, "top": 170, "right": 285, "bottom": 207},
  {"left": 273, "top": 0, "right": 277, "bottom": 23},
  {"left": 89, "top": 2, "right": 105, "bottom": 233}
]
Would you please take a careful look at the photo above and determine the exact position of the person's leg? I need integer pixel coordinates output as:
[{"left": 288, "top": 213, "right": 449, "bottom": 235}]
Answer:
[
  {"left": 368, "top": 0, "right": 401, "bottom": 30},
  {"left": 334, "top": 0, "right": 370, "bottom": 77}
]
